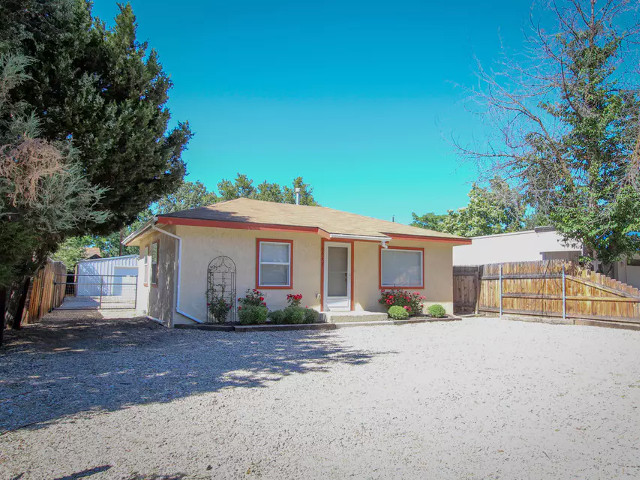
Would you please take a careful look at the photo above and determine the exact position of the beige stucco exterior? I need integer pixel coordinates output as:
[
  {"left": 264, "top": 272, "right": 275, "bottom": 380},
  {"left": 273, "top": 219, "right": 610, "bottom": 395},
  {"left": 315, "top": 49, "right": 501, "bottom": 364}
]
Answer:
[{"left": 135, "top": 225, "right": 455, "bottom": 326}]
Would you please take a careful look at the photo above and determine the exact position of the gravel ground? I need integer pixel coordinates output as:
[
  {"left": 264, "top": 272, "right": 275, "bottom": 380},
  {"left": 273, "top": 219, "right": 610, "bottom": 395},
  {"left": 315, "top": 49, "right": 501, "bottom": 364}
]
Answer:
[{"left": 1, "top": 312, "right": 640, "bottom": 480}]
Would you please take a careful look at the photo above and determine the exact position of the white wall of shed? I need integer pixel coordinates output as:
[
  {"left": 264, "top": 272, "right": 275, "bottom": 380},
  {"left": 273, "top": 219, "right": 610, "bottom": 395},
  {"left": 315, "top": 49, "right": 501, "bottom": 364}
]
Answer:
[
  {"left": 453, "top": 230, "right": 582, "bottom": 266},
  {"left": 76, "top": 255, "right": 138, "bottom": 296}
]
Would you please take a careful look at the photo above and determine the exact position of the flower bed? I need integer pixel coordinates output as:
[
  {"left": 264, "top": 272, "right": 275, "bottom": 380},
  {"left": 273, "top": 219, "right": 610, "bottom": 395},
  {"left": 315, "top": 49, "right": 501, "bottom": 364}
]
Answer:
[{"left": 379, "top": 289, "right": 425, "bottom": 317}]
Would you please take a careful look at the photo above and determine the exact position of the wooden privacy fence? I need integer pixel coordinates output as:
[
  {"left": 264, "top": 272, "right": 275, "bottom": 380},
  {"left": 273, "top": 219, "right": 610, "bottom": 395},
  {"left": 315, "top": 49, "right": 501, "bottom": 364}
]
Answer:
[
  {"left": 454, "top": 261, "right": 640, "bottom": 327},
  {"left": 22, "top": 259, "right": 67, "bottom": 324}
]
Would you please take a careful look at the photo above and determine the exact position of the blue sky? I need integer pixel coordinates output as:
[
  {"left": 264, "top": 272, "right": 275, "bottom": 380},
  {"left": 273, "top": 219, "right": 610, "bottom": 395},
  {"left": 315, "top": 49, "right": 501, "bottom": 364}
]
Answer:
[{"left": 93, "top": 0, "right": 531, "bottom": 224}]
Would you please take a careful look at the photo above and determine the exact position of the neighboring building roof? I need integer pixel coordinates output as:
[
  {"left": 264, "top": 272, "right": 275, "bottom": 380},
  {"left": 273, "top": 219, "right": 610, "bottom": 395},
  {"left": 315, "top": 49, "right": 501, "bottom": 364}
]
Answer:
[
  {"left": 77, "top": 254, "right": 138, "bottom": 264},
  {"left": 125, "top": 198, "right": 470, "bottom": 246},
  {"left": 83, "top": 247, "right": 102, "bottom": 259}
]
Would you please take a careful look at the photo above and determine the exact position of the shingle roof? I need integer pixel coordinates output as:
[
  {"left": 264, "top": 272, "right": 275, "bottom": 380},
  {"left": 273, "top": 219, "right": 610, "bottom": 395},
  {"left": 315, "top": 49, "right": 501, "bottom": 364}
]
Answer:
[{"left": 156, "top": 198, "right": 466, "bottom": 242}]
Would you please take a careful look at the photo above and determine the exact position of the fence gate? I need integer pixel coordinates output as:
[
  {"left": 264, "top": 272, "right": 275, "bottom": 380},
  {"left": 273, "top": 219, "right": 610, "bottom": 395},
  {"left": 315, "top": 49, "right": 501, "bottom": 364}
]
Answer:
[
  {"left": 453, "top": 266, "right": 481, "bottom": 314},
  {"left": 54, "top": 273, "right": 138, "bottom": 310}
]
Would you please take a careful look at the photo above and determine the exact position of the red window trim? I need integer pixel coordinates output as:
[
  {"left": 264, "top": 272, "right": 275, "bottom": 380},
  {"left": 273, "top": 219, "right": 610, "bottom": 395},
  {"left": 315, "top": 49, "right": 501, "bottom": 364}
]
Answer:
[
  {"left": 255, "top": 238, "right": 294, "bottom": 290},
  {"left": 378, "top": 245, "right": 425, "bottom": 290},
  {"left": 320, "top": 238, "right": 355, "bottom": 311},
  {"left": 150, "top": 240, "right": 159, "bottom": 288}
]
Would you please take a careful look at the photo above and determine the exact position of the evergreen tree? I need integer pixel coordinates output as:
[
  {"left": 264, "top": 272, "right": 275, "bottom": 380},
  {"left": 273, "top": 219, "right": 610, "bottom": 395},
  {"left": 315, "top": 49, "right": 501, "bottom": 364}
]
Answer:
[{"left": 1, "top": 0, "right": 192, "bottom": 235}]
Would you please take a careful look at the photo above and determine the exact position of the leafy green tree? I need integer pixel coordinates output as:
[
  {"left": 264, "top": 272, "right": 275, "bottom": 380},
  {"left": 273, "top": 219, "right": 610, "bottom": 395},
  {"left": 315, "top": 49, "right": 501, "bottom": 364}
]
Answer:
[
  {"left": 411, "top": 212, "right": 447, "bottom": 231},
  {"left": 1, "top": 0, "right": 192, "bottom": 235},
  {"left": 461, "top": 0, "right": 640, "bottom": 271},
  {"left": 283, "top": 177, "right": 318, "bottom": 206},
  {"left": 218, "top": 174, "right": 256, "bottom": 201},
  {"left": 156, "top": 181, "right": 217, "bottom": 214},
  {"left": 412, "top": 178, "right": 527, "bottom": 237},
  {"left": 217, "top": 174, "right": 318, "bottom": 205}
]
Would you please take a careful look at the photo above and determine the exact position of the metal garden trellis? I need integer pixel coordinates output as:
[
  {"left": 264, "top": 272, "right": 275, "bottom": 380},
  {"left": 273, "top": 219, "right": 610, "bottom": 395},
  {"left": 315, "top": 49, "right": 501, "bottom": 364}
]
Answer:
[{"left": 206, "top": 256, "right": 237, "bottom": 323}]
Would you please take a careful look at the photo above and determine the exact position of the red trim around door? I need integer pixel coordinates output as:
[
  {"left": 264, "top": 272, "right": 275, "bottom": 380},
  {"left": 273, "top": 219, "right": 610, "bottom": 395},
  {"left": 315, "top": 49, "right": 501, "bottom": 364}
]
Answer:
[{"left": 320, "top": 238, "right": 355, "bottom": 311}]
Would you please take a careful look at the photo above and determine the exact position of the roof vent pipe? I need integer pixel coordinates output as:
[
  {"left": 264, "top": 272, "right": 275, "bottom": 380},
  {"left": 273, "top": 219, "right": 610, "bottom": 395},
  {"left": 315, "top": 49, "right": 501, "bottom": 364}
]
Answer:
[{"left": 294, "top": 187, "right": 301, "bottom": 205}]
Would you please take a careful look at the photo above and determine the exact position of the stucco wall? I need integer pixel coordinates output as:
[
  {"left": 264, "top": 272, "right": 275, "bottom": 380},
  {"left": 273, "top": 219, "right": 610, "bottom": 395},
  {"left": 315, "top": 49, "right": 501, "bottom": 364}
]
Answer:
[
  {"left": 138, "top": 229, "right": 177, "bottom": 327},
  {"left": 163, "top": 227, "right": 455, "bottom": 323},
  {"left": 353, "top": 240, "right": 454, "bottom": 314},
  {"left": 173, "top": 226, "right": 323, "bottom": 324}
]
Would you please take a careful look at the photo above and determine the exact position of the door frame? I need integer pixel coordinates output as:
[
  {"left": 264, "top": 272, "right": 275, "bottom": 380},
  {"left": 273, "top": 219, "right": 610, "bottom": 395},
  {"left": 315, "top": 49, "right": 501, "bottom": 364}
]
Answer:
[{"left": 322, "top": 239, "right": 354, "bottom": 311}]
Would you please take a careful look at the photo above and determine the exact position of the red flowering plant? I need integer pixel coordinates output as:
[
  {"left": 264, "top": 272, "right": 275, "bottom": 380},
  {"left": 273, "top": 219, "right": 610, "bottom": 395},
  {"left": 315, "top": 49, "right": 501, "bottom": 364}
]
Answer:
[
  {"left": 378, "top": 289, "right": 425, "bottom": 317},
  {"left": 238, "top": 288, "right": 267, "bottom": 309},
  {"left": 286, "top": 293, "right": 303, "bottom": 307},
  {"left": 207, "top": 296, "right": 232, "bottom": 323}
]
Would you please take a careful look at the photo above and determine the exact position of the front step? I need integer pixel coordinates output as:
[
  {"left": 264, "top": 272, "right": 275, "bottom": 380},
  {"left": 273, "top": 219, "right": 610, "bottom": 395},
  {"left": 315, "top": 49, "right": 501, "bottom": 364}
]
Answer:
[{"left": 322, "top": 311, "right": 388, "bottom": 323}]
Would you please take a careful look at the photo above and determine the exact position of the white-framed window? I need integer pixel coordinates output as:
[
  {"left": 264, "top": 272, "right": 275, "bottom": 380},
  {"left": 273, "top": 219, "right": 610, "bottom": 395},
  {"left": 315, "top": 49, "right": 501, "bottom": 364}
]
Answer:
[
  {"left": 257, "top": 239, "right": 292, "bottom": 288},
  {"left": 380, "top": 247, "right": 424, "bottom": 288},
  {"left": 143, "top": 245, "right": 149, "bottom": 285}
]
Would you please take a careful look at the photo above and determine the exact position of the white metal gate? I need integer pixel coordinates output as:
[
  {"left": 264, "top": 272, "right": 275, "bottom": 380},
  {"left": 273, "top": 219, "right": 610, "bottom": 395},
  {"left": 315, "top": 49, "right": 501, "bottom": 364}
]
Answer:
[{"left": 55, "top": 273, "right": 138, "bottom": 310}]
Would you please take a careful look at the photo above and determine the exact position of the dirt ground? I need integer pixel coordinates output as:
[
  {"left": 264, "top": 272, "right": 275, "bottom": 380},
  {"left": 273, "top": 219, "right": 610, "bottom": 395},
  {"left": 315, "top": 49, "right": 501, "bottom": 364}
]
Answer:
[{"left": 1, "top": 311, "right": 639, "bottom": 479}]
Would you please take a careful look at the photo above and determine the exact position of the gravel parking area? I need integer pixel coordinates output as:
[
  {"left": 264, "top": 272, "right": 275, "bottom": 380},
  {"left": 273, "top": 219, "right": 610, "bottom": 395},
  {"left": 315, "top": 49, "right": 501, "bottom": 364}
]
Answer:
[{"left": 1, "top": 312, "right": 640, "bottom": 479}]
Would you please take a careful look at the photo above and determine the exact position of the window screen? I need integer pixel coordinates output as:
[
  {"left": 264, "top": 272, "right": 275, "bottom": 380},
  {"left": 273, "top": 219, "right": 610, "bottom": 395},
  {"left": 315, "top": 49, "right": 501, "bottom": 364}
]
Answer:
[
  {"left": 259, "top": 241, "right": 291, "bottom": 286},
  {"left": 381, "top": 249, "right": 423, "bottom": 287},
  {"left": 150, "top": 242, "right": 158, "bottom": 285}
]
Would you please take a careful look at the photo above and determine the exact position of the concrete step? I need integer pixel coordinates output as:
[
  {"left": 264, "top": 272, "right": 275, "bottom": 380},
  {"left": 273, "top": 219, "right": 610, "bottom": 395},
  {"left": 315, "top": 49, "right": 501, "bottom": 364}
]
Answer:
[{"left": 322, "top": 311, "right": 388, "bottom": 323}]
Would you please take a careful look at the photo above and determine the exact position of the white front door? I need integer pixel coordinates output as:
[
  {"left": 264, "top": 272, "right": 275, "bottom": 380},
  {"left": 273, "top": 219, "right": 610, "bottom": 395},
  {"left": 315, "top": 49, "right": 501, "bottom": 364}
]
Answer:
[{"left": 324, "top": 242, "right": 351, "bottom": 311}]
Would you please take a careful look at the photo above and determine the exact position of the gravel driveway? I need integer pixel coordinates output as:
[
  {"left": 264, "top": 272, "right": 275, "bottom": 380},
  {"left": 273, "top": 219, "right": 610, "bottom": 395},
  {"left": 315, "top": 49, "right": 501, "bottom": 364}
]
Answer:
[{"left": 1, "top": 312, "right": 639, "bottom": 479}]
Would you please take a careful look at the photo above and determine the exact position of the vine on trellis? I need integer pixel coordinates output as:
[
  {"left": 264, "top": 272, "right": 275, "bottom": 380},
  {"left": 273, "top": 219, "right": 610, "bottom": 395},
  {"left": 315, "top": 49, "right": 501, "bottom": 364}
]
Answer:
[{"left": 206, "top": 256, "right": 236, "bottom": 323}]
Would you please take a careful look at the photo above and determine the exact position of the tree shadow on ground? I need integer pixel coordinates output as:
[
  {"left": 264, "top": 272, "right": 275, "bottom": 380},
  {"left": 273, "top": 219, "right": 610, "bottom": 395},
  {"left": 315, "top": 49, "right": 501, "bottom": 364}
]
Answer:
[{"left": 0, "top": 312, "right": 393, "bottom": 433}]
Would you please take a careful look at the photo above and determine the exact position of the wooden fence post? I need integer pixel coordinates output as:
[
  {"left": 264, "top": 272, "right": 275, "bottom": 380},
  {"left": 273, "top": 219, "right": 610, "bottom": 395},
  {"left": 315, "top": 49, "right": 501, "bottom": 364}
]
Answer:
[
  {"left": 475, "top": 267, "right": 480, "bottom": 315},
  {"left": 562, "top": 264, "right": 567, "bottom": 321},
  {"left": 499, "top": 264, "right": 503, "bottom": 317}
]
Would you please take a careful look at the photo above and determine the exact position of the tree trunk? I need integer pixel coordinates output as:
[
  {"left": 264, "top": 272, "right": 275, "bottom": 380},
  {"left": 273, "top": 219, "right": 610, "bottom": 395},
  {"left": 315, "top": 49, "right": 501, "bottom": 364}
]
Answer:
[
  {"left": 0, "top": 286, "right": 7, "bottom": 347},
  {"left": 12, "top": 277, "right": 31, "bottom": 330}
]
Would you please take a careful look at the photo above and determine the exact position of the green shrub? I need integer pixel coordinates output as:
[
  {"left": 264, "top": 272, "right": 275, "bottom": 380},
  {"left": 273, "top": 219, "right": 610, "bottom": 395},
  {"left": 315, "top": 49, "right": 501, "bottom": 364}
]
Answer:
[
  {"left": 267, "top": 309, "right": 286, "bottom": 324},
  {"left": 388, "top": 305, "right": 409, "bottom": 320},
  {"left": 427, "top": 304, "right": 447, "bottom": 318},
  {"left": 282, "top": 306, "right": 306, "bottom": 324},
  {"left": 303, "top": 308, "right": 320, "bottom": 324},
  {"left": 238, "top": 305, "right": 268, "bottom": 324},
  {"left": 268, "top": 307, "right": 319, "bottom": 324}
]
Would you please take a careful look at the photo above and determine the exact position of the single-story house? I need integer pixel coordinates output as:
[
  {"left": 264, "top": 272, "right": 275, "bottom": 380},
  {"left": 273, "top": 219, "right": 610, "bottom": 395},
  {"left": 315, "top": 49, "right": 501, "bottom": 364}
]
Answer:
[
  {"left": 124, "top": 198, "right": 471, "bottom": 327},
  {"left": 453, "top": 227, "right": 640, "bottom": 289}
]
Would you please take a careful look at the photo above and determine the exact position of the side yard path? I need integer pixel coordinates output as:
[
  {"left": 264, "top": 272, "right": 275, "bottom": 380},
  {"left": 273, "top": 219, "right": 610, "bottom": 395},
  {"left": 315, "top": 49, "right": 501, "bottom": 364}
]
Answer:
[{"left": 1, "top": 312, "right": 640, "bottom": 479}]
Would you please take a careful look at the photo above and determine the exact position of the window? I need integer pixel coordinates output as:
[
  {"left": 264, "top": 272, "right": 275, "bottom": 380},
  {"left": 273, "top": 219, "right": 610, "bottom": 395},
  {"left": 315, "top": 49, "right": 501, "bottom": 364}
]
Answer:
[
  {"left": 257, "top": 239, "right": 292, "bottom": 288},
  {"left": 380, "top": 247, "right": 424, "bottom": 288},
  {"left": 143, "top": 246, "right": 149, "bottom": 285},
  {"left": 150, "top": 241, "right": 159, "bottom": 286}
]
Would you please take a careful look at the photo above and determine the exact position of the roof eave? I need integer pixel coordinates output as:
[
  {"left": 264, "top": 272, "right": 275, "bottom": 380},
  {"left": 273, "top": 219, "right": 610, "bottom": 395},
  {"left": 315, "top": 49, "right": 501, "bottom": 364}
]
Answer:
[
  {"left": 385, "top": 233, "right": 472, "bottom": 245},
  {"left": 123, "top": 217, "right": 157, "bottom": 246}
]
